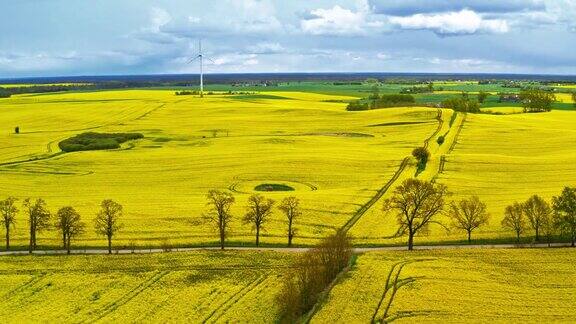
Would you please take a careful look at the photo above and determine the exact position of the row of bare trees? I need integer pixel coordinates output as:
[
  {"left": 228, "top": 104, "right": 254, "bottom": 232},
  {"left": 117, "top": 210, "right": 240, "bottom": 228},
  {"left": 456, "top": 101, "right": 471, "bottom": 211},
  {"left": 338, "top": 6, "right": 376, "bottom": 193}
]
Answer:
[
  {"left": 502, "top": 188, "right": 576, "bottom": 246},
  {"left": 0, "top": 198, "right": 123, "bottom": 253},
  {"left": 205, "top": 190, "right": 301, "bottom": 249},
  {"left": 383, "top": 179, "right": 576, "bottom": 250}
]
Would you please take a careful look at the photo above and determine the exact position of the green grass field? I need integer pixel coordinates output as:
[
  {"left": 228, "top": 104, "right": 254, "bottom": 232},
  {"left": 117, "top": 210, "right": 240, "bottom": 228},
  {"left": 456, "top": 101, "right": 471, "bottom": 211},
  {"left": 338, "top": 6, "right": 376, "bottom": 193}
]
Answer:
[{"left": 313, "top": 248, "right": 576, "bottom": 323}]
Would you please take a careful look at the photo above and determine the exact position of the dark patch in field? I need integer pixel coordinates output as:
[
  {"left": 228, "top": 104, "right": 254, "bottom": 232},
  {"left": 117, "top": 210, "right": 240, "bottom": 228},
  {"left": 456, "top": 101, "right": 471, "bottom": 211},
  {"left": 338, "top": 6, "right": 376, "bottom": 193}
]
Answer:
[
  {"left": 254, "top": 183, "right": 295, "bottom": 192},
  {"left": 58, "top": 132, "right": 144, "bottom": 152},
  {"left": 368, "top": 121, "right": 429, "bottom": 127}
]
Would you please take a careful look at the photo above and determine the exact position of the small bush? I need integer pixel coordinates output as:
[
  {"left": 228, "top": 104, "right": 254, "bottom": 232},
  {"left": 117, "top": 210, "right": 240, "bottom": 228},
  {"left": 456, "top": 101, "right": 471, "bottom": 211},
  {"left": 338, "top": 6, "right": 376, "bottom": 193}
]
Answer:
[
  {"left": 58, "top": 132, "right": 144, "bottom": 152},
  {"left": 346, "top": 101, "right": 369, "bottom": 111},
  {"left": 412, "top": 147, "right": 430, "bottom": 174},
  {"left": 0, "top": 88, "right": 11, "bottom": 98},
  {"left": 437, "top": 136, "right": 445, "bottom": 145}
]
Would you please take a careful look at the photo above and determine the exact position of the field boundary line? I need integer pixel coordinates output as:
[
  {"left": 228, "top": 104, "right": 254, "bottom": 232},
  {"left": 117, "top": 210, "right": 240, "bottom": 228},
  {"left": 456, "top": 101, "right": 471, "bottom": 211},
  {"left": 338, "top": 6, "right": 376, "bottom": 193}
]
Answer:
[
  {"left": 448, "top": 113, "right": 467, "bottom": 154},
  {"left": 340, "top": 157, "right": 410, "bottom": 233}
]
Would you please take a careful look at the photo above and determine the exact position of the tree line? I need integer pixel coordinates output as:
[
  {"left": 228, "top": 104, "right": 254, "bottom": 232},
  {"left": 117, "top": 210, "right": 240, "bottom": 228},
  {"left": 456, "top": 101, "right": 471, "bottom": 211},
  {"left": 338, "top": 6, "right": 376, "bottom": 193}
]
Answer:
[
  {"left": 0, "top": 198, "right": 123, "bottom": 253},
  {"left": 2, "top": 182, "right": 574, "bottom": 253},
  {"left": 383, "top": 179, "right": 576, "bottom": 250},
  {"left": 205, "top": 190, "right": 301, "bottom": 249}
]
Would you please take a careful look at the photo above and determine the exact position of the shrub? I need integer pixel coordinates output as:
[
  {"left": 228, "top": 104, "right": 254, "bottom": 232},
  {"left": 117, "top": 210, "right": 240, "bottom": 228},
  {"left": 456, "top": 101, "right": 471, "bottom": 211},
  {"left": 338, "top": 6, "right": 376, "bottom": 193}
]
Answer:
[
  {"left": 276, "top": 231, "right": 352, "bottom": 322},
  {"left": 412, "top": 147, "right": 430, "bottom": 174},
  {"left": 437, "top": 136, "right": 445, "bottom": 145},
  {"left": 58, "top": 132, "right": 144, "bottom": 152},
  {"left": 0, "top": 87, "right": 11, "bottom": 98},
  {"left": 346, "top": 101, "right": 369, "bottom": 111}
]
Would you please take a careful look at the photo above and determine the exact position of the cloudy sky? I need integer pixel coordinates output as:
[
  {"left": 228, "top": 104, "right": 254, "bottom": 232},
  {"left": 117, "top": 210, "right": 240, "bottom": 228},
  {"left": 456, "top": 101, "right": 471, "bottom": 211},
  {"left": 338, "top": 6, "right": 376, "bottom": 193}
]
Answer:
[{"left": 1, "top": 0, "right": 575, "bottom": 77}]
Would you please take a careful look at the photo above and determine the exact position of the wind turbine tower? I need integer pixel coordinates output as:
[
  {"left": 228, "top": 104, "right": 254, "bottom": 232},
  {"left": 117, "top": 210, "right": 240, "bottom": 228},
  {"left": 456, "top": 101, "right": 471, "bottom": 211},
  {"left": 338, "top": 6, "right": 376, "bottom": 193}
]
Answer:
[{"left": 189, "top": 40, "right": 213, "bottom": 98}]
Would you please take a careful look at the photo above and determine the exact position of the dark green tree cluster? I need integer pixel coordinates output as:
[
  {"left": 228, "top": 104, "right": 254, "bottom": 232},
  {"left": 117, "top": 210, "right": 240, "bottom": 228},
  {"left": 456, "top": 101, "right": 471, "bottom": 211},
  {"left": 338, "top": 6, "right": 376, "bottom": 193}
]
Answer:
[
  {"left": 442, "top": 97, "right": 481, "bottom": 113},
  {"left": 0, "top": 87, "right": 11, "bottom": 98},
  {"left": 400, "top": 83, "right": 434, "bottom": 94},
  {"left": 519, "top": 89, "right": 556, "bottom": 112},
  {"left": 346, "top": 94, "right": 415, "bottom": 111},
  {"left": 0, "top": 197, "right": 123, "bottom": 254}
]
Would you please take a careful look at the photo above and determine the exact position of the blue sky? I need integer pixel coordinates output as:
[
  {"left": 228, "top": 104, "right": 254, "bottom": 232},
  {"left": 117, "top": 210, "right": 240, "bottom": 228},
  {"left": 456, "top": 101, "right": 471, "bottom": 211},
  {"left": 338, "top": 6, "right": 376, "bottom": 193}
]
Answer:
[{"left": 1, "top": 0, "right": 575, "bottom": 77}]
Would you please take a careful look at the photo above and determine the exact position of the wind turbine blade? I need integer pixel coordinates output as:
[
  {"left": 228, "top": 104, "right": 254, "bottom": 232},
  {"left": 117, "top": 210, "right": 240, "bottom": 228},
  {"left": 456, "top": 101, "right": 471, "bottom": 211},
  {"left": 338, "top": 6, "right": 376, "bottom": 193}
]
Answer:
[
  {"left": 187, "top": 55, "right": 201, "bottom": 63},
  {"left": 204, "top": 56, "right": 216, "bottom": 64}
]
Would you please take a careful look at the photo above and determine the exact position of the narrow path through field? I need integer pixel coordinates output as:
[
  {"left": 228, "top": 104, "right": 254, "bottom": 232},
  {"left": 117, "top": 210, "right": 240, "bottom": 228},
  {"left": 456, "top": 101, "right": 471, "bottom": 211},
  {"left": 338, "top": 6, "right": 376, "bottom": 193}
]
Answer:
[{"left": 340, "top": 109, "right": 444, "bottom": 233}]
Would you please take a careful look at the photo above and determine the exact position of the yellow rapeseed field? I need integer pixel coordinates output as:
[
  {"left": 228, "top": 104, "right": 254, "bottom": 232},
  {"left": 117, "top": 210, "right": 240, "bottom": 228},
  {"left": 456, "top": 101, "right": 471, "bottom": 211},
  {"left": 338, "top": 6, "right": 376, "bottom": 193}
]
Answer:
[
  {"left": 313, "top": 248, "right": 576, "bottom": 323},
  {"left": 0, "top": 90, "right": 439, "bottom": 248},
  {"left": 0, "top": 250, "right": 295, "bottom": 322}
]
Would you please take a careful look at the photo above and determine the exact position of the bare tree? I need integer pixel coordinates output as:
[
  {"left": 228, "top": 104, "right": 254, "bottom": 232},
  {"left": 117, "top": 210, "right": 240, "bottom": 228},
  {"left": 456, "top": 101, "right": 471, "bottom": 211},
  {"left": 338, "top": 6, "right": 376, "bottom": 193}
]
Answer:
[
  {"left": 523, "top": 195, "right": 552, "bottom": 242},
  {"left": 94, "top": 199, "right": 123, "bottom": 254},
  {"left": 383, "top": 179, "right": 448, "bottom": 250},
  {"left": 55, "top": 206, "right": 85, "bottom": 254},
  {"left": 448, "top": 196, "right": 490, "bottom": 243},
  {"left": 23, "top": 198, "right": 51, "bottom": 253},
  {"left": 205, "top": 190, "right": 234, "bottom": 250},
  {"left": 279, "top": 196, "right": 301, "bottom": 247},
  {"left": 0, "top": 197, "right": 18, "bottom": 250},
  {"left": 501, "top": 202, "right": 526, "bottom": 243},
  {"left": 243, "top": 194, "right": 275, "bottom": 247},
  {"left": 552, "top": 187, "right": 576, "bottom": 247}
]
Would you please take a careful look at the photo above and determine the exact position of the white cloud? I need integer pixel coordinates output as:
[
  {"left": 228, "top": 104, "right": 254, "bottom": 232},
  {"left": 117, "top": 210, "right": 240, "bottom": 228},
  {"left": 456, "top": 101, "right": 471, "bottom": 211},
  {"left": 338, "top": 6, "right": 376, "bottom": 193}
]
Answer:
[
  {"left": 150, "top": 8, "right": 171, "bottom": 31},
  {"left": 389, "top": 9, "right": 509, "bottom": 35},
  {"left": 247, "top": 42, "right": 284, "bottom": 54},
  {"left": 301, "top": 5, "right": 384, "bottom": 36},
  {"left": 376, "top": 52, "right": 390, "bottom": 60},
  {"left": 212, "top": 53, "right": 259, "bottom": 67}
]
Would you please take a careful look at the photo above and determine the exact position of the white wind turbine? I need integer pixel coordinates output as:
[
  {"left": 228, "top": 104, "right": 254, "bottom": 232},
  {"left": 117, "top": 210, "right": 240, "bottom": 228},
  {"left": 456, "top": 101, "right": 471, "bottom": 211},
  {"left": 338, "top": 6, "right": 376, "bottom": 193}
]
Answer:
[{"left": 188, "top": 39, "right": 214, "bottom": 97}]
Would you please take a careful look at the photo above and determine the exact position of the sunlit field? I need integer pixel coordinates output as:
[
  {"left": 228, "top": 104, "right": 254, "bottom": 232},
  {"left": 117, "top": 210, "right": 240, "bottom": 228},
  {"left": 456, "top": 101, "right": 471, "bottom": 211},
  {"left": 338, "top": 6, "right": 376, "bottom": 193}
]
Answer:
[
  {"left": 0, "top": 251, "right": 295, "bottom": 322},
  {"left": 313, "top": 248, "right": 576, "bottom": 323},
  {"left": 0, "top": 90, "right": 439, "bottom": 248}
]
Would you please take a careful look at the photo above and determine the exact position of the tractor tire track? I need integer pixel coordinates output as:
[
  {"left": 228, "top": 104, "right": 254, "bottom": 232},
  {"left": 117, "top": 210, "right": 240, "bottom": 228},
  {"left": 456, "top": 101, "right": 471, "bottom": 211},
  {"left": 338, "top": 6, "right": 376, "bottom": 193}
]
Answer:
[
  {"left": 202, "top": 272, "right": 268, "bottom": 323},
  {"left": 83, "top": 270, "right": 170, "bottom": 323},
  {"left": 423, "top": 109, "right": 444, "bottom": 149},
  {"left": 341, "top": 108, "right": 443, "bottom": 233},
  {"left": 448, "top": 113, "right": 467, "bottom": 154},
  {"left": 340, "top": 157, "right": 410, "bottom": 233}
]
